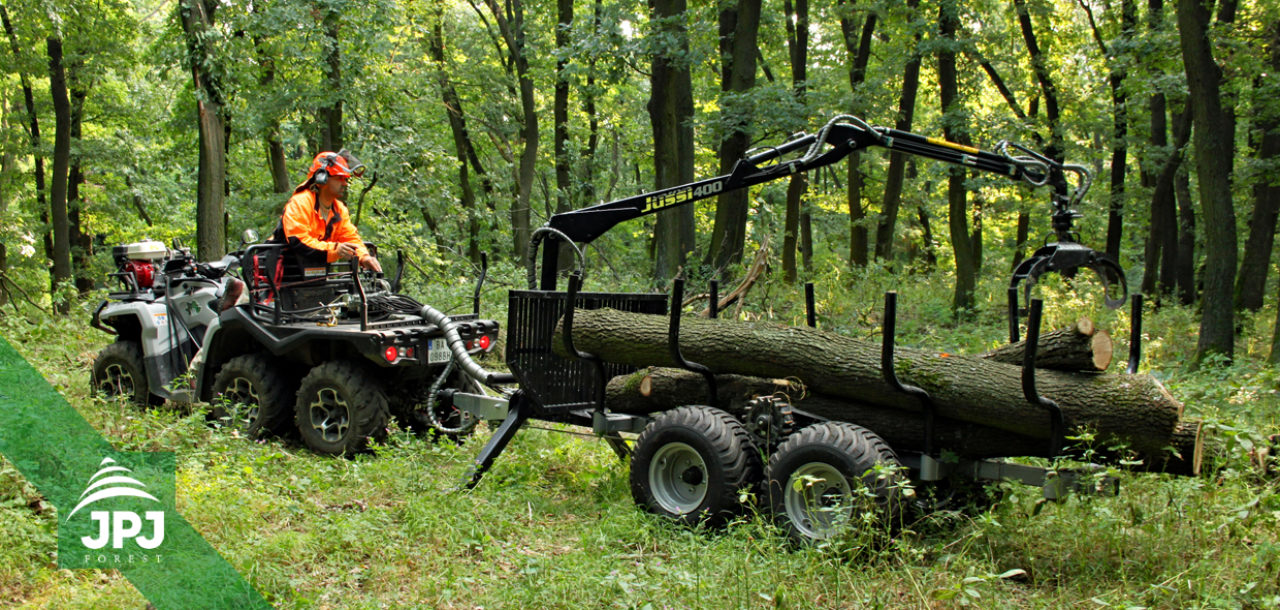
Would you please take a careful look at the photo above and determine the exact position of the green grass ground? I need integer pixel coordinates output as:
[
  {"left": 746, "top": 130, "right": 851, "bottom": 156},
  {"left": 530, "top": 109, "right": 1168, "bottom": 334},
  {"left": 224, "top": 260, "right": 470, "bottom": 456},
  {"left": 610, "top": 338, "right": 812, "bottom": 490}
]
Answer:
[{"left": 1, "top": 271, "right": 1278, "bottom": 609}]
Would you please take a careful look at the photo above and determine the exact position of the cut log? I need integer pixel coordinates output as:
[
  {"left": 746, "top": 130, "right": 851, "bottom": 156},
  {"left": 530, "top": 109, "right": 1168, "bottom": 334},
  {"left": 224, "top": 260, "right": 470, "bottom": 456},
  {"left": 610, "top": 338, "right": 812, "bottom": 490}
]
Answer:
[
  {"left": 606, "top": 367, "right": 1202, "bottom": 474},
  {"left": 556, "top": 308, "right": 1182, "bottom": 455},
  {"left": 982, "top": 318, "right": 1113, "bottom": 372}
]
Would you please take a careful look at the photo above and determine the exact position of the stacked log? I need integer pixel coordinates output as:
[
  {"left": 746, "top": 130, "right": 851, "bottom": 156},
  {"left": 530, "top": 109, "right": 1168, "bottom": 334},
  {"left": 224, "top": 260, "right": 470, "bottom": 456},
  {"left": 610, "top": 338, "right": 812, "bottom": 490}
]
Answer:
[
  {"left": 981, "top": 318, "right": 1113, "bottom": 372},
  {"left": 555, "top": 308, "right": 1193, "bottom": 464}
]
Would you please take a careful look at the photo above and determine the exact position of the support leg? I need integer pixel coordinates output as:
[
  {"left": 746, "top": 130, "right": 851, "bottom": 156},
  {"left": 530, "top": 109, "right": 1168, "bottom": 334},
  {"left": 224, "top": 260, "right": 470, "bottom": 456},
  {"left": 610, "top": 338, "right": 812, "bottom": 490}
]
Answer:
[{"left": 463, "top": 393, "right": 531, "bottom": 489}]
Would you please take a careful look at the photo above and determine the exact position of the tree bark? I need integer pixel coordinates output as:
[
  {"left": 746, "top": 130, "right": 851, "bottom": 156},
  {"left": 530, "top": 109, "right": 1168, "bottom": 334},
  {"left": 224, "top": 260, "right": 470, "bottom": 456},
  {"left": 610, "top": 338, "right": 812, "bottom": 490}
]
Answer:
[
  {"left": 557, "top": 308, "right": 1183, "bottom": 454},
  {"left": 938, "top": 0, "right": 976, "bottom": 315},
  {"left": 1234, "top": 23, "right": 1280, "bottom": 312},
  {"left": 554, "top": 0, "right": 573, "bottom": 217},
  {"left": 981, "top": 318, "right": 1113, "bottom": 372},
  {"left": 68, "top": 74, "right": 93, "bottom": 295},
  {"left": 781, "top": 0, "right": 809, "bottom": 283},
  {"left": 483, "top": 0, "right": 537, "bottom": 263},
  {"left": 876, "top": 0, "right": 922, "bottom": 262},
  {"left": 46, "top": 36, "right": 72, "bottom": 309},
  {"left": 649, "top": 0, "right": 696, "bottom": 281},
  {"left": 705, "top": 0, "right": 761, "bottom": 272},
  {"left": 839, "top": 4, "right": 875, "bottom": 268},
  {"left": 180, "top": 0, "right": 228, "bottom": 262},
  {"left": 1014, "top": 0, "right": 1065, "bottom": 161},
  {"left": 321, "top": 9, "right": 343, "bottom": 151},
  {"left": 1178, "top": 0, "right": 1236, "bottom": 363}
]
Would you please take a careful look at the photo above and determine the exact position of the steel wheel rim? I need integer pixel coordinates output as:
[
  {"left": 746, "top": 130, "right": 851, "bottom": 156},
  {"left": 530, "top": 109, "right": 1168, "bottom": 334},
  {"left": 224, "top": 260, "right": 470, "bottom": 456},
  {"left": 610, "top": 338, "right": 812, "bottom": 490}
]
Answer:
[
  {"left": 223, "top": 377, "right": 262, "bottom": 424},
  {"left": 100, "top": 363, "right": 135, "bottom": 397},
  {"left": 308, "top": 387, "right": 350, "bottom": 443},
  {"left": 649, "top": 442, "right": 708, "bottom": 515},
  {"left": 784, "top": 462, "right": 854, "bottom": 540}
]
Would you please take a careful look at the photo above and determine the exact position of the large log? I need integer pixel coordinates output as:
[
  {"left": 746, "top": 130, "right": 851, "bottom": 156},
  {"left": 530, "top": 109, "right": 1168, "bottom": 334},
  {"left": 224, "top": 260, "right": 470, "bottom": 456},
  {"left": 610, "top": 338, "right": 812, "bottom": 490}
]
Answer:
[
  {"left": 981, "top": 318, "right": 1113, "bottom": 372},
  {"left": 606, "top": 367, "right": 1202, "bottom": 473},
  {"left": 556, "top": 308, "right": 1182, "bottom": 454}
]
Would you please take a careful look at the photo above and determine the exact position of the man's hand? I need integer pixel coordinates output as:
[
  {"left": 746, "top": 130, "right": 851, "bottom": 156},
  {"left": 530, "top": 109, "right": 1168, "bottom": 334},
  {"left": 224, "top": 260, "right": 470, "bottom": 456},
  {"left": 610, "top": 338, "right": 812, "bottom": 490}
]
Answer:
[
  {"left": 335, "top": 242, "right": 360, "bottom": 259},
  {"left": 358, "top": 254, "right": 382, "bottom": 273}
]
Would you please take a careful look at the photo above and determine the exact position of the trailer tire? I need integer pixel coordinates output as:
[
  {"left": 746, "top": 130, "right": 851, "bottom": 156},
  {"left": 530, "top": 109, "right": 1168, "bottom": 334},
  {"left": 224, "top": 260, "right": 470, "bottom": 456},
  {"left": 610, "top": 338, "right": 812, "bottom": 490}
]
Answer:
[
  {"left": 765, "top": 422, "right": 904, "bottom": 544},
  {"left": 630, "top": 405, "right": 761, "bottom": 527},
  {"left": 295, "top": 361, "right": 389, "bottom": 455},
  {"left": 209, "top": 354, "right": 295, "bottom": 438},
  {"left": 91, "top": 340, "right": 163, "bottom": 407}
]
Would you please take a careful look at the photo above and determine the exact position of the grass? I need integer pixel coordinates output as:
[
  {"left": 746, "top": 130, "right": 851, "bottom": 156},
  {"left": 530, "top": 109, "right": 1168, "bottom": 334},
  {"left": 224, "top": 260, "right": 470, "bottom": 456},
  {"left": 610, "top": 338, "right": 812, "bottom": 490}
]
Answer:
[{"left": 1, "top": 265, "right": 1279, "bottom": 609}]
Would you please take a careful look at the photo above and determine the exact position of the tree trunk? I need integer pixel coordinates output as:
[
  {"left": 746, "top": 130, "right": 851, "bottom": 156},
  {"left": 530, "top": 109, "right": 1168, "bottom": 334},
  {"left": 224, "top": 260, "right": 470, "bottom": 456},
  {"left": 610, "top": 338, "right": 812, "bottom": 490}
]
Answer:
[
  {"left": 554, "top": 0, "right": 573, "bottom": 217},
  {"left": 1014, "top": 0, "right": 1065, "bottom": 161},
  {"left": 46, "top": 36, "right": 72, "bottom": 309},
  {"left": 1, "top": 3, "right": 48, "bottom": 284},
  {"left": 840, "top": 5, "right": 875, "bottom": 268},
  {"left": 781, "top": 0, "right": 809, "bottom": 283},
  {"left": 68, "top": 75, "right": 92, "bottom": 295},
  {"left": 1234, "top": 23, "right": 1280, "bottom": 312},
  {"left": 938, "top": 0, "right": 976, "bottom": 315},
  {"left": 981, "top": 318, "right": 1113, "bottom": 372},
  {"left": 483, "top": 0, "right": 537, "bottom": 263},
  {"left": 1178, "top": 0, "right": 1236, "bottom": 363},
  {"left": 180, "top": 0, "right": 227, "bottom": 262},
  {"left": 428, "top": 12, "right": 483, "bottom": 263},
  {"left": 706, "top": 0, "right": 761, "bottom": 272},
  {"left": 559, "top": 309, "right": 1183, "bottom": 454},
  {"left": 1081, "top": 0, "right": 1135, "bottom": 261},
  {"left": 649, "top": 0, "right": 696, "bottom": 281},
  {"left": 876, "top": 0, "right": 922, "bottom": 262}
]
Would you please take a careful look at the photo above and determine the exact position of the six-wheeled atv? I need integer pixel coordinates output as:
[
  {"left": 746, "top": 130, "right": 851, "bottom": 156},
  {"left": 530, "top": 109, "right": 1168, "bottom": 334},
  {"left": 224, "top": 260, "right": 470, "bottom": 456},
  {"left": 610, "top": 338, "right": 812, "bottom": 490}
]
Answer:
[{"left": 90, "top": 235, "right": 500, "bottom": 454}]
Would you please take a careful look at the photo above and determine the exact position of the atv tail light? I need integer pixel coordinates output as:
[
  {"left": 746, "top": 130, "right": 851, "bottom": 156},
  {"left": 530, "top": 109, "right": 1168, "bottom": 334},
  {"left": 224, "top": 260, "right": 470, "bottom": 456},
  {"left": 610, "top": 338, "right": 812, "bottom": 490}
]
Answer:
[
  {"left": 478, "top": 335, "right": 492, "bottom": 351},
  {"left": 383, "top": 346, "right": 398, "bottom": 362}
]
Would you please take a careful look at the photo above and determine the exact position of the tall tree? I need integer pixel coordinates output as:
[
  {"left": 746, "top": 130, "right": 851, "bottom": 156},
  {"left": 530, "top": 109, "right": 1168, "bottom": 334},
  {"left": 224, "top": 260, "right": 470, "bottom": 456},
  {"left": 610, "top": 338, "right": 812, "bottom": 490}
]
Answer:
[
  {"left": 839, "top": 1, "right": 875, "bottom": 268},
  {"left": 320, "top": 4, "right": 343, "bottom": 151},
  {"left": 554, "top": 0, "right": 573, "bottom": 216},
  {"left": 875, "top": 0, "right": 922, "bottom": 262},
  {"left": 1178, "top": 0, "right": 1236, "bottom": 362},
  {"left": 649, "top": 0, "right": 696, "bottom": 281},
  {"left": 1140, "top": 0, "right": 1178, "bottom": 297},
  {"left": 705, "top": 0, "right": 762, "bottom": 272},
  {"left": 1014, "top": 0, "right": 1065, "bottom": 161},
  {"left": 1079, "top": 0, "right": 1135, "bottom": 260},
  {"left": 427, "top": 6, "right": 484, "bottom": 263},
  {"left": 482, "top": 0, "right": 537, "bottom": 262},
  {"left": 1234, "top": 22, "right": 1280, "bottom": 312},
  {"left": 938, "top": 0, "right": 976, "bottom": 315},
  {"left": 1, "top": 2, "right": 49, "bottom": 281},
  {"left": 46, "top": 35, "right": 72, "bottom": 309},
  {"left": 781, "top": 0, "right": 809, "bottom": 282},
  {"left": 179, "top": 0, "right": 228, "bottom": 261}
]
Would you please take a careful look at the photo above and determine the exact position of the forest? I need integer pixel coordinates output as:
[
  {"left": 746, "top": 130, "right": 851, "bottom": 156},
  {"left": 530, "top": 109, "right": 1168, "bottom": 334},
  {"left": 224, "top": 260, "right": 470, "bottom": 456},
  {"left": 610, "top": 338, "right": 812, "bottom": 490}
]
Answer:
[{"left": 1, "top": 0, "right": 1279, "bottom": 606}]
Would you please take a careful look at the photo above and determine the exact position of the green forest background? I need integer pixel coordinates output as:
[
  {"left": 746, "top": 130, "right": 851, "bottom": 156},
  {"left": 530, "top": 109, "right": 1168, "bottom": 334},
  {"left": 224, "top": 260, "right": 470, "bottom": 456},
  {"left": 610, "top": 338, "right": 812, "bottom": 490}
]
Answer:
[{"left": 1, "top": 0, "right": 1280, "bottom": 606}]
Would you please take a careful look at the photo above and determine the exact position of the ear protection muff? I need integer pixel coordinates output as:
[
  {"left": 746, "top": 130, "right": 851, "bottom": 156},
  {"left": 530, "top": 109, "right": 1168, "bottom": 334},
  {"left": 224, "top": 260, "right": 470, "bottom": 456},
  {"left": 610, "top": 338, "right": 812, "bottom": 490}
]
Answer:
[{"left": 313, "top": 153, "right": 336, "bottom": 186}]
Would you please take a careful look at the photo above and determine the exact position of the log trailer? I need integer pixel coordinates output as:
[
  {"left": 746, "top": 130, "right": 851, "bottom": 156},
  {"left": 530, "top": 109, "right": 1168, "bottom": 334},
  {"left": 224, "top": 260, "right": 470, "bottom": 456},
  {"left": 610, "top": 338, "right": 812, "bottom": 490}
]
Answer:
[{"left": 426, "top": 115, "right": 1155, "bottom": 542}]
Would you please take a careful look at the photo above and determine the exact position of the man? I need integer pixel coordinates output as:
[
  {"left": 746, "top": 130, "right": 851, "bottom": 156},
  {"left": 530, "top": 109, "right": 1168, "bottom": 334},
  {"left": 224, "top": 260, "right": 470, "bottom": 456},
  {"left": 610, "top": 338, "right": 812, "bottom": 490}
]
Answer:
[{"left": 273, "top": 150, "right": 381, "bottom": 272}]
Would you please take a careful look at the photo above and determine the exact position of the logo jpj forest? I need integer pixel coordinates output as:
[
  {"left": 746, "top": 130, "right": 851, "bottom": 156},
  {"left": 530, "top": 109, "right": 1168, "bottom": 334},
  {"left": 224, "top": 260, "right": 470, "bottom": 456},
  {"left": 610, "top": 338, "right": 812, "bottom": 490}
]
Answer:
[
  {"left": 62, "top": 456, "right": 172, "bottom": 568},
  {"left": 0, "top": 336, "right": 268, "bottom": 608}
]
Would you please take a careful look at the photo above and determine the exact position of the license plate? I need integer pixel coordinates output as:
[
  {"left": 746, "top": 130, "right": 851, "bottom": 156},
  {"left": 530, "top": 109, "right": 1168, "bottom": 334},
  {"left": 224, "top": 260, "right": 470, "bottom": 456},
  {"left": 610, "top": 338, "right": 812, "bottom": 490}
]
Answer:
[{"left": 427, "top": 339, "right": 452, "bottom": 364}]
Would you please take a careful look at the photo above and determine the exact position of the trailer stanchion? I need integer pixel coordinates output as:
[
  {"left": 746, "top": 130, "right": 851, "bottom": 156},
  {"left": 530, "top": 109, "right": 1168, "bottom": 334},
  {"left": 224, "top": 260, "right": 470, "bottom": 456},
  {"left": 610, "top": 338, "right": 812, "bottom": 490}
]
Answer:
[
  {"left": 1007, "top": 286, "right": 1021, "bottom": 344},
  {"left": 881, "top": 291, "right": 942, "bottom": 481},
  {"left": 668, "top": 279, "right": 717, "bottom": 404},
  {"left": 805, "top": 283, "right": 817, "bottom": 328},
  {"left": 1022, "top": 298, "right": 1065, "bottom": 457},
  {"left": 1127, "top": 293, "right": 1144, "bottom": 374},
  {"left": 708, "top": 280, "right": 719, "bottom": 319},
  {"left": 562, "top": 272, "right": 608, "bottom": 412}
]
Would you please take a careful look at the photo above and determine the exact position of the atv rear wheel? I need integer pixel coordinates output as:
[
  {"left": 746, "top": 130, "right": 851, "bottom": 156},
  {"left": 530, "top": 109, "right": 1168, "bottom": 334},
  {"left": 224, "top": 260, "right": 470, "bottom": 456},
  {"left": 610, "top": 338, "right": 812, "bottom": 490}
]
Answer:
[
  {"left": 91, "top": 341, "right": 163, "bottom": 407},
  {"left": 295, "top": 361, "right": 389, "bottom": 455},
  {"left": 210, "top": 354, "right": 295, "bottom": 438}
]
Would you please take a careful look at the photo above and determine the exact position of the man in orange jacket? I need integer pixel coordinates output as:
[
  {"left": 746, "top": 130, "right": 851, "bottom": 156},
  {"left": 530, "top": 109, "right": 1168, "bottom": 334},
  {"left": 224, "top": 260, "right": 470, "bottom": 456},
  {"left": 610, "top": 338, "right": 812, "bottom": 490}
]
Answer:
[{"left": 273, "top": 150, "right": 382, "bottom": 272}]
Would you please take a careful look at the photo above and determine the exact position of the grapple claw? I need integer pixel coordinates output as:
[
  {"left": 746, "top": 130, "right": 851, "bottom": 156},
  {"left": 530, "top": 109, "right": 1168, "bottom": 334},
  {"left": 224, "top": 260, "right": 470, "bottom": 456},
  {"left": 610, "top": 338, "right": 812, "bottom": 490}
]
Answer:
[{"left": 1009, "top": 242, "right": 1128, "bottom": 315}]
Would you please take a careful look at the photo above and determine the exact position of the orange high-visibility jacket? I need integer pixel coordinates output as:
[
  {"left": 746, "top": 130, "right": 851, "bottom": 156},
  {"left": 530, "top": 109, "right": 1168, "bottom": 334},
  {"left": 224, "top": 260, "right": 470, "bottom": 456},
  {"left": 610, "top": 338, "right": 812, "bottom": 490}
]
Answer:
[{"left": 279, "top": 190, "right": 369, "bottom": 264}]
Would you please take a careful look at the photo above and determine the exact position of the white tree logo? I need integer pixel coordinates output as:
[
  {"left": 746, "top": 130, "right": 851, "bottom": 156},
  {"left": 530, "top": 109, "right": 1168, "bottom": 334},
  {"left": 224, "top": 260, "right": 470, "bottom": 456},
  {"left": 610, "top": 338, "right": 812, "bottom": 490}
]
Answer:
[{"left": 67, "top": 457, "right": 165, "bottom": 550}]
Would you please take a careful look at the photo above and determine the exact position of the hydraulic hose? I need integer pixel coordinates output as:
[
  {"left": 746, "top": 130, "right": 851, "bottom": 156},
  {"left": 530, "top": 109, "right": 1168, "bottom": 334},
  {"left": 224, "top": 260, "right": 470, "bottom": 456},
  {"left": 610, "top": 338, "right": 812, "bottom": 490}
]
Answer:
[{"left": 417, "top": 304, "right": 516, "bottom": 387}]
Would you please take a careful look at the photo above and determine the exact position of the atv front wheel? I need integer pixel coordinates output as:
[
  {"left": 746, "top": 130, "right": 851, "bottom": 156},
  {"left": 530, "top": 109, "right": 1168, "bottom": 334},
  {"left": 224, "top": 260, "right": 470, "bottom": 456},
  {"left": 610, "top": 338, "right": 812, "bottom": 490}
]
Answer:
[
  {"left": 91, "top": 341, "right": 163, "bottom": 407},
  {"left": 210, "top": 354, "right": 295, "bottom": 438},
  {"left": 294, "top": 361, "right": 389, "bottom": 455}
]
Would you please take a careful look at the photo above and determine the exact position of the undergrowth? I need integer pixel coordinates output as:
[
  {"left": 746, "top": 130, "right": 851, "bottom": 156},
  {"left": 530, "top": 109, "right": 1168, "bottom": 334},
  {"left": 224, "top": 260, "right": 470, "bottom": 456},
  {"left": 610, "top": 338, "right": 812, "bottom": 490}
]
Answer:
[{"left": 1, "top": 260, "right": 1277, "bottom": 609}]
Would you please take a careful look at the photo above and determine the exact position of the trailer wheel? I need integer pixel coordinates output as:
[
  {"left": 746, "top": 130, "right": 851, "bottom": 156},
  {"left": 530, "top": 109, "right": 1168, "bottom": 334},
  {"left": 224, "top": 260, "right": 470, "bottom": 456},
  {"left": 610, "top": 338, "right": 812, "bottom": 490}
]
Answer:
[
  {"left": 91, "top": 340, "right": 163, "bottom": 407},
  {"left": 294, "top": 361, "right": 389, "bottom": 455},
  {"left": 630, "top": 405, "right": 761, "bottom": 526},
  {"left": 209, "top": 354, "right": 295, "bottom": 438},
  {"left": 765, "top": 422, "right": 904, "bottom": 544}
]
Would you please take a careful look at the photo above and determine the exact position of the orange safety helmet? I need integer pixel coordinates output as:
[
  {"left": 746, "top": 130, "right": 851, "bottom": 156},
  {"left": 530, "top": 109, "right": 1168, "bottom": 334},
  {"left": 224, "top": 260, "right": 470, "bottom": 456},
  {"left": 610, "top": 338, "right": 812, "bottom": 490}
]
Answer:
[{"left": 304, "top": 149, "right": 365, "bottom": 187}]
